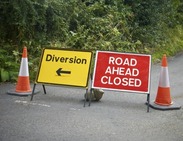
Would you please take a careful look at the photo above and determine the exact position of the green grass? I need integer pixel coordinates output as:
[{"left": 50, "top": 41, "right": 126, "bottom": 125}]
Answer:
[{"left": 151, "top": 25, "right": 183, "bottom": 63}]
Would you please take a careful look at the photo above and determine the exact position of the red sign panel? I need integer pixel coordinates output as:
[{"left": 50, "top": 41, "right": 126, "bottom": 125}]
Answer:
[{"left": 92, "top": 51, "right": 151, "bottom": 93}]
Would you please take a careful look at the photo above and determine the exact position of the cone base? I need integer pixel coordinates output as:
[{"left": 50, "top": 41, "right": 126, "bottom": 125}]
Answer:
[
  {"left": 7, "top": 89, "right": 40, "bottom": 96},
  {"left": 149, "top": 101, "right": 181, "bottom": 111}
]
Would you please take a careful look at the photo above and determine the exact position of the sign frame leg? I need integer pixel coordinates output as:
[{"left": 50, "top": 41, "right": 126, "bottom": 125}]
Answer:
[
  {"left": 30, "top": 83, "right": 36, "bottom": 101},
  {"left": 147, "top": 93, "right": 150, "bottom": 112},
  {"left": 88, "top": 88, "right": 93, "bottom": 106},
  {"left": 83, "top": 74, "right": 93, "bottom": 107},
  {"left": 42, "top": 84, "right": 46, "bottom": 94},
  {"left": 84, "top": 88, "right": 88, "bottom": 107},
  {"left": 88, "top": 73, "right": 93, "bottom": 106},
  {"left": 30, "top": 84, "right": 47, "bottom": 101},
  {"left": 83, "top": 87, "right": 92, "bottom": 107}
]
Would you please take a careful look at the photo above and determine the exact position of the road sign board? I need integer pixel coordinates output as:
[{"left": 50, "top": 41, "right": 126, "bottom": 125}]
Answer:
[
  {"left": 36, "top": 48, "right": 93, "bottom": 87},
  {"left": 92, "top": 51, "right": 151, "bottom": 93}
]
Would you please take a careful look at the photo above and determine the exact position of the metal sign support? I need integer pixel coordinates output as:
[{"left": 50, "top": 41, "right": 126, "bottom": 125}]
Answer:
[
  {"left": 84, "top": 74, "right": 93, "bottom": 107},
  {"left": 147, "top": 93, "right": 150, "bottom": 112},
  {"left": 30, "top": 83, "right": 46, "bottom": 101}
]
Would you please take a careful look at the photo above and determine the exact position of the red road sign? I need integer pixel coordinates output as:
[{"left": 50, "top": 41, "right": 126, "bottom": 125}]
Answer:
[{"left": 92, "top": 51, "right": 151, "bottom": 93}]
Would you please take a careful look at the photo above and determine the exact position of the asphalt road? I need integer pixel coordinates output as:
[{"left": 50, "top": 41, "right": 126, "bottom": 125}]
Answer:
[{"left": 0, "top": 52, "right": 183, "bottom": 141}]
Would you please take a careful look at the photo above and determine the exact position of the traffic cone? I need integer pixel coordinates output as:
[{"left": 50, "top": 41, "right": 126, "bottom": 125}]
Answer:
[
  {"left": 7, "top": 47, "right": 39, "bottom": 96},
  {"left": 149, "top": 54, "right": 181, "bottom": 110}
]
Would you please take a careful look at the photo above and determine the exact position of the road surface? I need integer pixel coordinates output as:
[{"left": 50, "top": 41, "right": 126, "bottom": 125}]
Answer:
[{"left": 0, "top": 52, "right": 183, "bottom": 141}]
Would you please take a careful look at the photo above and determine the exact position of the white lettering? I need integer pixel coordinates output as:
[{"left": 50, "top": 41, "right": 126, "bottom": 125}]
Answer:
[
  {"left": 132, "top": 68, "right": 139, "bottom": 76},
  {"left": 115, "top": 57, "right": 123, "bottom": 65},
  {"left": 130, "top": 58, "right": 137, "bottom": 66},
  {"left": 118, "top": 67, "right": 125, "bottom": 75},
  {"left": 101, "top": 76, "right": 108, "bottom": 84},
  {"left": 109, "top": 57, "right": 115, "bottom": 64},
  {"left": 125, "top": 68, "right": 131, "bottom": 76},
  {"left": 113, "top": 77, "right": 121, "bottom": 85},
  {"left": 108, "top": 76, "right": 113, "bottom": 85},
  {"left": 122, "top": 78, "right": 128, "bottom": 86},
  {"left": 134, "top": 79, "right": 141, "bottom": 87},
  {"left": 123, "top": 58, "right": 129, "bottom": 66},
  {"left": 105, "top": 66, "right": 112, "bottom": 74},
  {"left": 100, "top": 76, "right": 142, "bottom": 87},
  {"left": 104, "top": 66, "right": 139, "bottom": 76},
  {"left": 112, "top": 67, "right": 119, "bottom": 74},
  {"left": 108, "top": 57, "right": 137, "bottom": 66}
]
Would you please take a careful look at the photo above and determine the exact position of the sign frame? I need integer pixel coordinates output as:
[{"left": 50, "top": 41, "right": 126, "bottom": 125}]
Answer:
[
  {"left": 31, "top": 48, "right": 93, "bottom": 101},
  {"left": 92, "top": 51, "right": 151, "bottom": 93},
  {"left": 36, "top": 48, "right": 93, "bottom": 87},
  {"left": 92, "top": 50, "right": 151, "bottom": 112}
]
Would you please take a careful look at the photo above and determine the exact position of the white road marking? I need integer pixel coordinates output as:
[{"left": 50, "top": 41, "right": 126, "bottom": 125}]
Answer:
[{"left": 15, "top": 100, "right": 51, "bottom": 107}]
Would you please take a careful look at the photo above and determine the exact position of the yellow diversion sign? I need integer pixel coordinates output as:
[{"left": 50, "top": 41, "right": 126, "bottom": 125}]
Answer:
[{"left": 36, "top": 48, "right": 93, "bottom": 87}]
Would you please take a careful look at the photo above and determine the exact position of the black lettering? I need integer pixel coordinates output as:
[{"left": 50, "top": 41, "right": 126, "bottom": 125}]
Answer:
[
  {"left": 82, "top": 59, "right": 87, "bottom": 64},
  {"left": 52, "top": 55, "right": 55, "bottom": 61},
  {"left": 46, "top": 54, "right": 52, "bottom": 61},
  {"left": 69, "top": 58, "right": 73, "bottom": 63},
  {"left": 55, "top": 56, "right": 60, "bottom": 62},
  {"left": 76, "top": 58, "right": 81, "bottom": 64},
  {"left": 60, "top": 57, "right": 65, "bottom": 62},
  {"left": 65, "top": 57, "right": 69, "bottom": 63},
  {"left": 45, "top": 54, "right": 87, "bottom": 64},
  {"left": 74, "top": 56, "right": 77, "bottom": 63}
]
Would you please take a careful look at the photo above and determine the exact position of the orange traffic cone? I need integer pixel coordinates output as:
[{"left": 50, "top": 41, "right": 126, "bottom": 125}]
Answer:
[
  {"left": 154, "top": 54, "right": 172, "bottom": 106},
  {"left": 7, "top": 47, "right": 38, "bottom": 96},
  {"left": 15, "top": 47, "right": 31, "bottom": 93},
  {"left": 149, "top": 54, "right": 181, "bottom": 110}
]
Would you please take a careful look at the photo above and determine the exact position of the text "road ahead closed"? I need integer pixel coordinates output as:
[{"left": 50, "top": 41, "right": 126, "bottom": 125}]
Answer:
[{"left": 101, "top": 57, "right": 141, "bottom": 87}]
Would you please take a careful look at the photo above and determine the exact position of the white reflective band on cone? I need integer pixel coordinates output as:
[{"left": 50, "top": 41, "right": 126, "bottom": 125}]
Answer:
[
  {"left": 18, "top": 58, "right": 29, "bottom": 76},
  {"left": 159, "top": 67, "right": 170, "bottom": 87}
]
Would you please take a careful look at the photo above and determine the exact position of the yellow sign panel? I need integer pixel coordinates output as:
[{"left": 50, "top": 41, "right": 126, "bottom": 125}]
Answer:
[{"left": 36, "top": 48, "right": 93, "bottom": 87}]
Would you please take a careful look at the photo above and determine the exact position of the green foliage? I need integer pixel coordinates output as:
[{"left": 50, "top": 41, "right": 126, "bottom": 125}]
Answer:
[
  {"left": 152, "top": 25, "right": 183, "bottom": 62},
  {"left": 0, "top": 0, "right": 183, "bottom": 82},
  {"left": 0, "top": 44, "right": 19, "bottom": 82}
]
